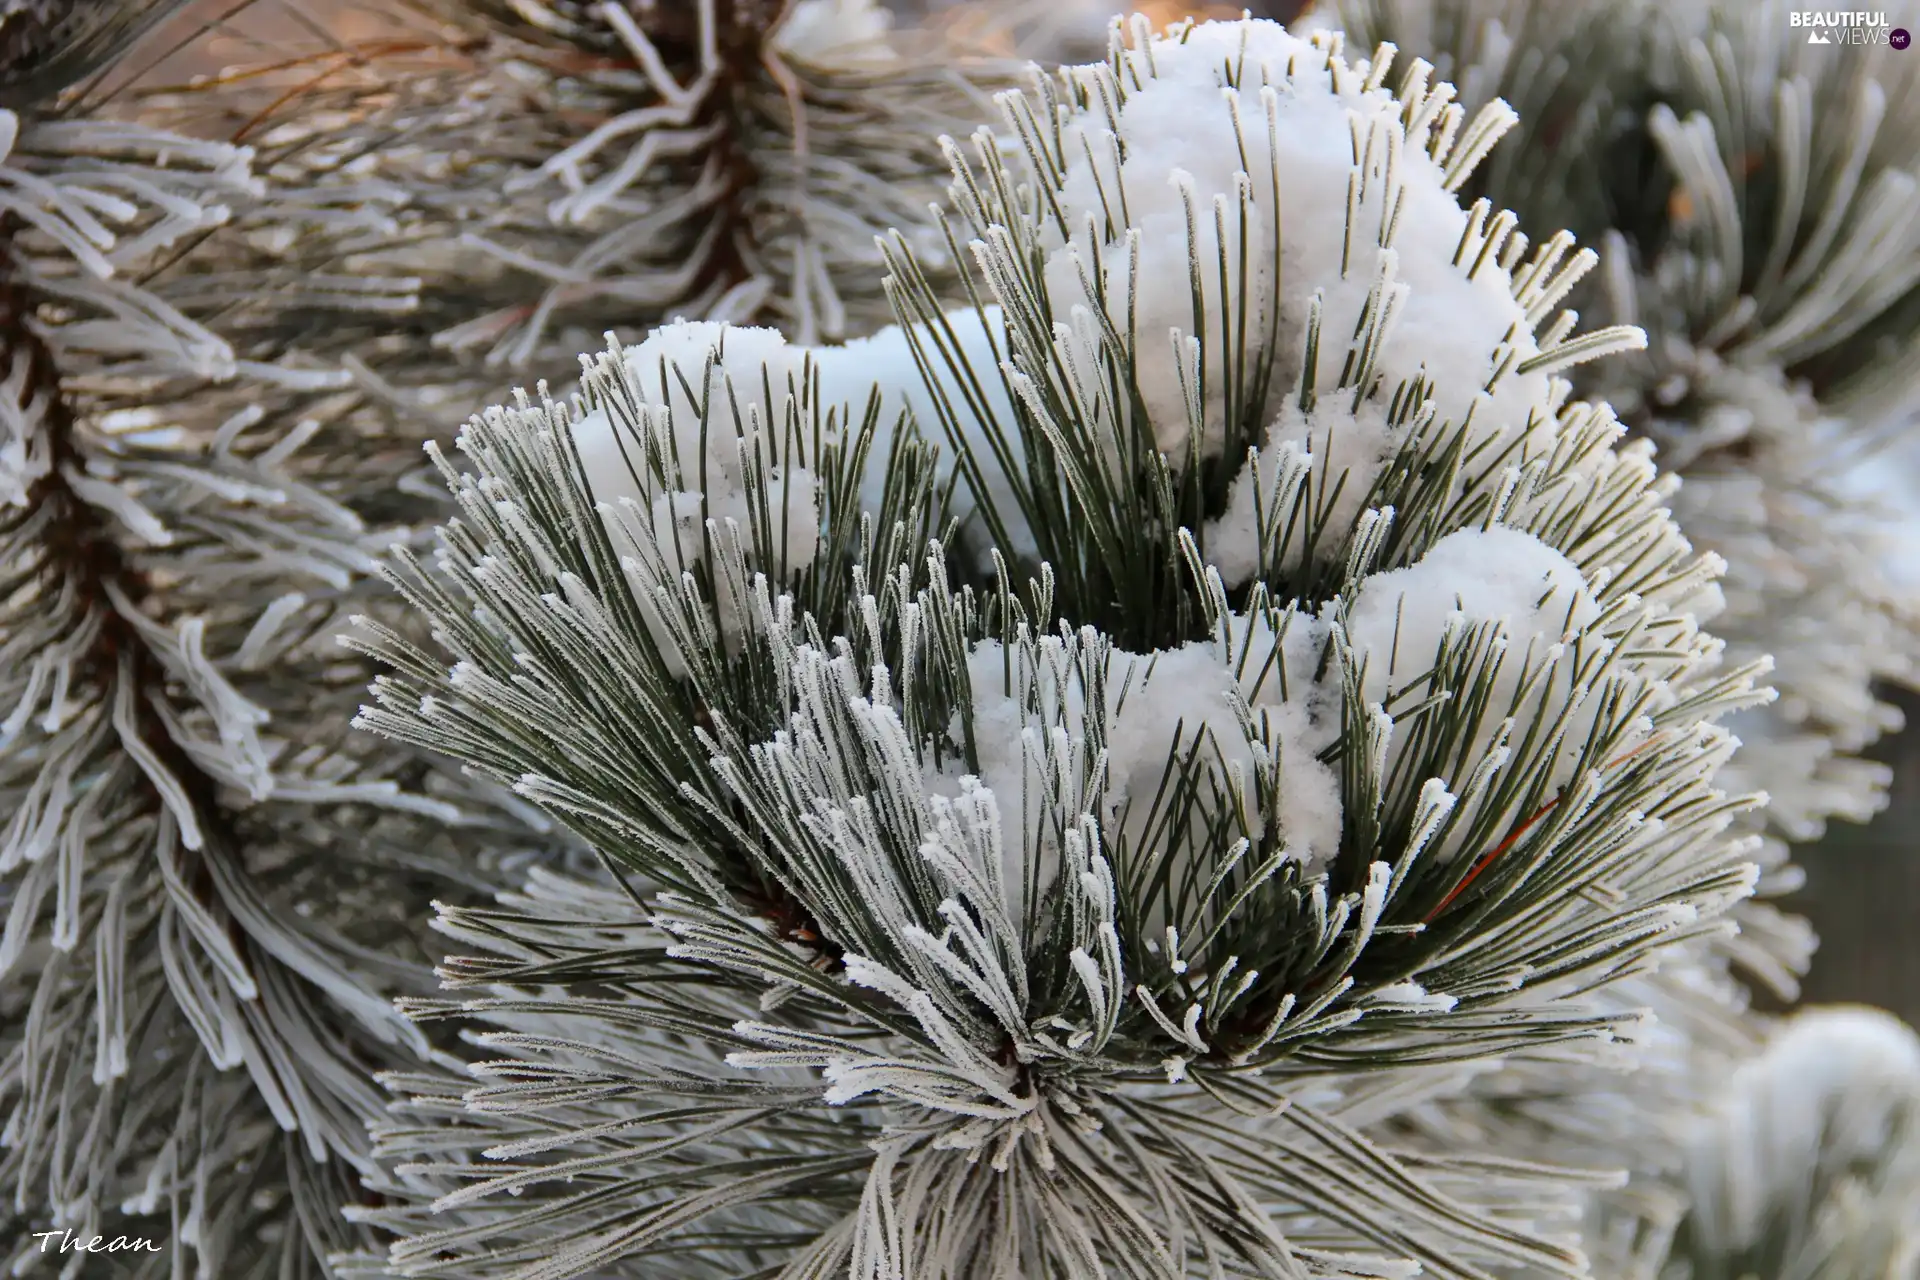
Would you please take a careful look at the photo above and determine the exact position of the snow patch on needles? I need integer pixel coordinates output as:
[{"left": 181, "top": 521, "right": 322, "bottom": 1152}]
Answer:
[
  {"left": 574, "top": 323, "right": 821, "bottom": 572},
  {"left": 1039, "top": 19, "right": 1559, "bottom": 457},
  {"left": 774, "top": 0, "right": 899, "bottom": 71},
  {"left": 818, "top": 305, "right": 1031, "bottom": 561},
  {"left": 1344, "top": 529, "right": 1616, "bottom": 848},
  {"left": 961, "top": 630, "right": 1345, "bottom": 898},
  {"left": 851, "top": 14, "right": 1646, "bottom": 581},
  {"left": 568, "top": 323, "right": 828, "bottom": 665}
]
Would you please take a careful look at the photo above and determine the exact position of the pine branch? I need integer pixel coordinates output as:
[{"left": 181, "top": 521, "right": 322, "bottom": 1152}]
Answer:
[
  {"left": 0, "top": 55, "right": 552, "bottom": 1279},
  {"left": 0, "top": 152, "right": 389, "bottom": 1280},
  {"left": 143, "top": 0, "right": 1015, "bottom": 376},
  {"left": 1313, "top": 0, "right": 1920, "bottom": 852},
  {"left": 1668, "top": 1007, "right": 1920, "bottom": 1280},
  {"left": 1289, "top": 3, "right": 1920, "bottom": 1273},
  {"left": 0, "top": 0, "right": 199, "bottom": 111},
  {"left": 348, "top": 17, "right": 1773, "bottom": 1277}
]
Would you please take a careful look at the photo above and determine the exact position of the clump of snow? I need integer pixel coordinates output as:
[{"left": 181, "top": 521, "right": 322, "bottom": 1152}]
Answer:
[
  {"left": 582, "top": 314, "right": 1028, "bottom": 577},
  {"left": 1345, "top": 527, "right": 1600, "bottom": 703},
  {"left": 1040, "top": 20, "right": 1553, "bottom": 469},
  {"left": 1114, "top": 642, "right": 1341, "bottom": 867},
  {"left": 756, "top": 19, "right": 1600, "bottom": 585},
  {"left": 1343, "top": 527, "right": 1606, "bottom": 855},
  {"left": 570, "top": 305, "right": 1033, "bottom": 626},
  {"left": 1229, "top": 604, "right": 1344, "bottom": 756},
  {"left": 1258, "top": 700, "right": 1345, "bottom": 868},
  {"left": 812, "top": 305, "right": 1030, "bottom": 562},
  {"left": 574, "top": 322, "right": 822, "bottom": 574},
  {"left": 1683, "top": 1006, "right": 1920, "bottom": 1258},
  {"left": 958, "top": 621, "right": 1345, "bottom": 907},
  {"left": 773, "top": 0, "right": 898, "bottom": 71},
  {"left": 572, "top": 323, "right": 823, "bottom": 666},
  {"left": 927, "top": 528, "right": 1639, "bottom": 898},
  {"left": 1203, "top": 398, "right": 1405, "bottom": 585}
]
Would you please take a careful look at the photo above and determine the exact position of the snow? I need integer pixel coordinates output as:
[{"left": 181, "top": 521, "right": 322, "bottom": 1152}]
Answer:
[
  {"left": 1345, "top": 527, "right": 1599, "bottom": 701},
  {"left": 1203, "top": 398, "right": 1404, "bottom": 585},
  {"left": 1233, "top": 607, "right": 1347, "bottom": 868},
  {"left": 774, "top": 0, "right": 898, "bottom": 71},
  {"left": 1039, "top": 20, "right": 1554, "bottom": 474},
  {"left": 569, "top": 323, "right": 828, "bottom": 670},
  {"left": 572, "top": 304, "right": 1035, "bottom": 602},
  {"left": 572, "top": 322, "right": 822, "bottom": 577},
  {"left": 1257, "top": 692, "right": 1346, "bottom": 867},
  {"left": 812, "top": 305, "right": 1030, "bottom": 562},
  {"left": 1342, "top": 527, "right": 1604, "bottom": 855},
  {"left": 1684, "top": 1006, "right": 1920, "bottom": 1257},
  {"left": 957, "top": 620, "right": 1346, "bottom": 904}
]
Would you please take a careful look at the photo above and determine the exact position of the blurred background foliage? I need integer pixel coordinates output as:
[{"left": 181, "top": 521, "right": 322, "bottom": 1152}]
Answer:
[{"left": 1801, "top": 687, "right": 1920, "bottom": 1025}]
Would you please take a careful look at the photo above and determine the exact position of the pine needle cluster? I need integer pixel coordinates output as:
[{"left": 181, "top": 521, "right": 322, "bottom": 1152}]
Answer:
[
  {"left": 347, "top": 17, "right": 1774, "bottom": 1277},
  {"left": 1315, "top": 0, "right": 1920, "bottom": 851}
]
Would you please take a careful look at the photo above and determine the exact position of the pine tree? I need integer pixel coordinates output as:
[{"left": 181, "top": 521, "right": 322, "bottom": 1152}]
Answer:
[
  {"left": 0, "top": 2, "right": 1042, "bottom": 1275},
  {"left": 9, "top": 4, "right": 1916, "bottom": 1276},
  {"left": 346, "top": 16, "right": 1776, "bottom": 1276}
]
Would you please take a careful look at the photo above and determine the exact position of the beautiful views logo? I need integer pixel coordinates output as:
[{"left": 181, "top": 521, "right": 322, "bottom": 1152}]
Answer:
[{"left": 1790, "top": 10, "right": 1898, "bottom": 43}]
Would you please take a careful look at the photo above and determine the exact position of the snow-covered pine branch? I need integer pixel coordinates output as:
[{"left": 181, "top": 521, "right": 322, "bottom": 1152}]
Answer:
[
  {"left": 1295, "top": 3, "right": 1920, "bottom": 1273},
  {"left": 1282, "top": 2, "right": 1920, "bottom": 1274},
  {"left": 1318, "top": 0, "right": 1920, "bottom": 855},
  {"left": 1669, "top": 1006, "right": 1920, "bottom": 1280},
  {"left": 351, "top": 15, "right": 1769, "bottom": 1278}
]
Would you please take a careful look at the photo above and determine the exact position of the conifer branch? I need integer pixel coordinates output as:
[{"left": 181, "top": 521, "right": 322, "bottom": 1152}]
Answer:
[{"left": 347, "top": 18, "right": 1772, "bottom": 1277}]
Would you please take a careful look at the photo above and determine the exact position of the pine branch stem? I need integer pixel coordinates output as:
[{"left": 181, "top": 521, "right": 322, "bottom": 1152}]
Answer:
[
  {"left": 0, "top": 217, "right": 249, "bottom": 973},
  {"left": 636, "top": 0, "right": 787, "bottom": 301}
]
